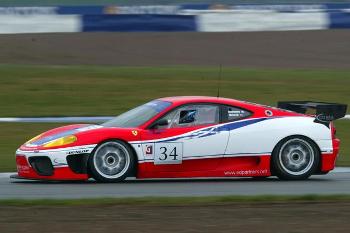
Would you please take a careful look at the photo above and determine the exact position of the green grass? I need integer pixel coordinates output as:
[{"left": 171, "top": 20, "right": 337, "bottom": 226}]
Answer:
[
  {"left": 335, "top": 120, "right": 350, "bottom": 166},
  {"left": 0, "top": 64, "right": 349, "bottom": 171},
  {"left": 0, "top": 123, "right": 62, "bottom": 171},
  {"left": 1, "top": 194, "right": 350, "bottom": 206},
  {"left": 1, "top": 64, "right": 350, "bottom": 117}
]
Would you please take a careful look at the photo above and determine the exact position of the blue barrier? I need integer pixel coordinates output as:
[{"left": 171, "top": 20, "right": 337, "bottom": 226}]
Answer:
[
  {"left": 329, "top": 12, "right": 350, "bottom": 28},
  {"left": 57, "top": 5, "right": 104, "bottom": 15},
  {"left": 82, "top": 14, "right": 196, "bottom": 32}
]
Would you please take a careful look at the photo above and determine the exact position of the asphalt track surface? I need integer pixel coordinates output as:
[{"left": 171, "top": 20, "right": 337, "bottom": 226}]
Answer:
[
  {"left": 1, "top": 30, "right": 350, "bottom": 69},
  {"left": 0, "top": 168, "right": 349, "bottom": 199}
]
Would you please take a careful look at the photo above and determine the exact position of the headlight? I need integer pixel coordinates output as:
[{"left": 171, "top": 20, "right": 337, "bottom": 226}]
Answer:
[{"left": 43, "top": 135, "right": 77, "bottom": 148}]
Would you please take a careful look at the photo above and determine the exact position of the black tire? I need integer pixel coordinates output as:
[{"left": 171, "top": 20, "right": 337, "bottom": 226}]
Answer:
[
  {"left": 271, "top": 136, "right": 320, "bottom": 180},
  {"left": 88, "top": 140, "right": 136, "bottom": 183}
]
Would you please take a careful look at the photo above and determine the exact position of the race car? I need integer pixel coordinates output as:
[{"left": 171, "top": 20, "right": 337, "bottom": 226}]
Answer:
[{"left": 14, "top": 96, "right": 347, "bottom": 182}]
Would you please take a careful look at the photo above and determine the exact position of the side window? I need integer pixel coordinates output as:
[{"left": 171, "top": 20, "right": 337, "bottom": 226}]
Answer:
[
  {"left": 195, "top": 105, "right": 219, "bottom": 125},
  {"left": 155, "top": 104, "right": 219, "bottom": 129},
  {"left": 225, "top": 106, "right": 251, "bottom": 122}
]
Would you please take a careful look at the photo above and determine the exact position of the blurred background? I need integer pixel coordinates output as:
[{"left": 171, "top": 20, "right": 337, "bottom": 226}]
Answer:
[{"left": 0, "top": 0, "right": 349, "bottom": 172}]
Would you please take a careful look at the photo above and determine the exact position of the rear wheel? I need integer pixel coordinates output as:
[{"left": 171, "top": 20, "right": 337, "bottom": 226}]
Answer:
[
  {"left": 271, "top": 136, "right": 319, "bottom": 180},
  {"left": 88, "top": 140, "right": 135, "bottom": 182}
]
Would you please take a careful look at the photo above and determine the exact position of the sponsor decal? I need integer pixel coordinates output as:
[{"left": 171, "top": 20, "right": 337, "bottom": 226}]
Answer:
[
  {"left": 53, "top": 158, "right": 67, "bottom": 166},
  {"left": 231, "top": 4, "right": 325, "bottom": 12},
  {"left": 228, "top": 110, "right": 246, "bottom": 118},
  {"left": 145, "top": 145, "right": 153, "bottom": 155},
  {"left": 0, "top": 7, "right": 56, "bottom": 15},
  {"left": 103, "top": 5, "right": 179, "bottom": 15},
  {"left": 265, "top": 110, "right": 273, "bottom": 117},
  {"left": 209, "top": 4, "right": 230, "bottom": 10},
  {"left": 224, "top": 169, "right": 268, "bottom": 176},
  {"left": 17, "top": 164, "right": 30, "bottom": 174},
  {"left": 316, "top": 114, "right": 334, "bottom": 122},
  {"left": 66, "top": 149, "right": 90, "bottom": 155},
  {"left": 142, "top": 143, "right": 154, "bottom": 157}
]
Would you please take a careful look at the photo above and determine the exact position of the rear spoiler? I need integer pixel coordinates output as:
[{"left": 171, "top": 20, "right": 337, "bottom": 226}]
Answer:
[{"left": 277, "top": 101, "right": 347, "bottom": 125}]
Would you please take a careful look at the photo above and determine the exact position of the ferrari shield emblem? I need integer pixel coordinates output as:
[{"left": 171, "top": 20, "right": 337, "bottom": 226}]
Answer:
[{"left": 132, "top": 130, "right": 138, "bottom": 136}]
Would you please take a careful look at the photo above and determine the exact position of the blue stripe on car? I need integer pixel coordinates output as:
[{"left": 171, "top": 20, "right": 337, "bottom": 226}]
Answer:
[
  {"left": 160, "top": 118, "right": 271, "bottom": 142},
  {"left": 32, "top": 126, "right": 89, "bottom": 145}
]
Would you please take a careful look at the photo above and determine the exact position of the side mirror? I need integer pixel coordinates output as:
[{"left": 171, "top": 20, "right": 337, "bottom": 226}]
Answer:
[{"left": 153, "top": 119, "right": 169, "bottom": 129}]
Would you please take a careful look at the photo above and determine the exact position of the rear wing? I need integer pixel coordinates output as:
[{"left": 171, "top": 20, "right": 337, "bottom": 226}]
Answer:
[{"left": 277, "top": 101, "right": 347, "bottom": 125}]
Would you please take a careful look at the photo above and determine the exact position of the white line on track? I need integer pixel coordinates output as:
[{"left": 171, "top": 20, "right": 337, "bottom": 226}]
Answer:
[
  {"left": 0, "top": 173, "right": 15, "bottom": 178},
  {"left": 332, "top": 167, "right": 350, "bottom": 173}
]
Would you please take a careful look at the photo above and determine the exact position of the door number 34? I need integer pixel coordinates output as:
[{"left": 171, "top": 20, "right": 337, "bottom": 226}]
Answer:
[{"left": 154, "top": 143, "right": 183, "bottom": 165}]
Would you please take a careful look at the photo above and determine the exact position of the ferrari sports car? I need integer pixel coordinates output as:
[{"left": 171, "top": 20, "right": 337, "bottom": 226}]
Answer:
[{"left": 14, "top": 96, "right": 347, "bottom": 182}]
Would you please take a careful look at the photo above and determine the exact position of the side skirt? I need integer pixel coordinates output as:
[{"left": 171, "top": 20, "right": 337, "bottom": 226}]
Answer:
[{"left": 136, "top": 155, "right": 271, "bottom": 179}]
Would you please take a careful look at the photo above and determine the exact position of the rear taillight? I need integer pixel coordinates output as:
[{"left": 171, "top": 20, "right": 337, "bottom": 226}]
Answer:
[{"left": 331, "top": 122, "right": 336, "bottom": 139}]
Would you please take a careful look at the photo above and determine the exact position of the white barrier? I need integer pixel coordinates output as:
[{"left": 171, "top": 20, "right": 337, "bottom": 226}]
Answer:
[
  {"left": 197, "top": 12, "right": 328, "bottom": 32},
  {"left": 0, "top": 15, "right": 81, "bottom": 34}
]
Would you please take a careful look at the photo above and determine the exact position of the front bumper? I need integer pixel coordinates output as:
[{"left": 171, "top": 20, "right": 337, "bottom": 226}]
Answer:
[{"left": 15, "top": 144, "right": 96, "bottom": 180}]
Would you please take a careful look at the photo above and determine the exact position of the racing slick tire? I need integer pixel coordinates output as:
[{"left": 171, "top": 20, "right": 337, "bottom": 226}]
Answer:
[
  {"left": 88, "top": 140, "right": 136, "bottom": 182},
  {"left": 271, "top": 136, "right": 320, "bottom": 180}
]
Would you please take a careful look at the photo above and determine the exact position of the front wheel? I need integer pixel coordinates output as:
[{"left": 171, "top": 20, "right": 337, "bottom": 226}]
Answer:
[
  {"left": 271, "top": 136, "right": 320, "bottom": 180},
  {"left": 88, "top": 140, "right": 135, "bottom": 182}
]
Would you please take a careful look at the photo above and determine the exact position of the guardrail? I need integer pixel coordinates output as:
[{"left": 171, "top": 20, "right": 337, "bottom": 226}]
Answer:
[{"left": 0, "top": 4, "right": 350, "bottom": 33}]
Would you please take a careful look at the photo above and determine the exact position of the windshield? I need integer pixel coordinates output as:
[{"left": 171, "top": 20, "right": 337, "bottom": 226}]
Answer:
[{"left": 102, "top": 100, "right": 172, "bottom": 128}]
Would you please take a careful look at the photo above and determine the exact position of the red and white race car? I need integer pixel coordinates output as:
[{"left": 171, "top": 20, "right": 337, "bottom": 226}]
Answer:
[{"left": 14, "top": 96, "right": 347, "bottom": 182}]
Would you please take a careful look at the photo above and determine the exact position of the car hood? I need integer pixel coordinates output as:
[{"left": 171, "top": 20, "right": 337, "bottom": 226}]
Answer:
[
  {"left": 20, "top": 124, "right": 141, "bottom": 151},
  {"left": 24, "top": 124, "right": 103, "bottom": 147}
]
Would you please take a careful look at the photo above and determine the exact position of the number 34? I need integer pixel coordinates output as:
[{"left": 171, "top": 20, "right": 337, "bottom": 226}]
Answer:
[
  {"left": 154, "top": 143, "right": 183, "bottom": 165},
  {"left": 159, "top": 146, "right": 178, "bottom": 161}
]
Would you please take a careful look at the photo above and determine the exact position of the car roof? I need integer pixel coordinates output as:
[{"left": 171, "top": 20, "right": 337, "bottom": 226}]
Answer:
[
  {"left": 155, "top": 96, "right": 302, "bottom": 119},
  {"left": 158, "top": 96, "right": 252, "bottom": 108}
]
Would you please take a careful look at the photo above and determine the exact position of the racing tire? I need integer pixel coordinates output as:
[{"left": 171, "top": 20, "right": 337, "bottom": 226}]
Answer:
[
  {"left": 271, "top": 136, "right": 320, "bottom": 180},
  {"left": 88, "top": 140, "right": 136, "bottom": 183}
]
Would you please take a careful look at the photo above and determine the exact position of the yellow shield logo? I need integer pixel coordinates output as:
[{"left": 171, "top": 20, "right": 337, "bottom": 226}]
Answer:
[{"left": 132, "top": 130, "right": 138, "bottom": 136}]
